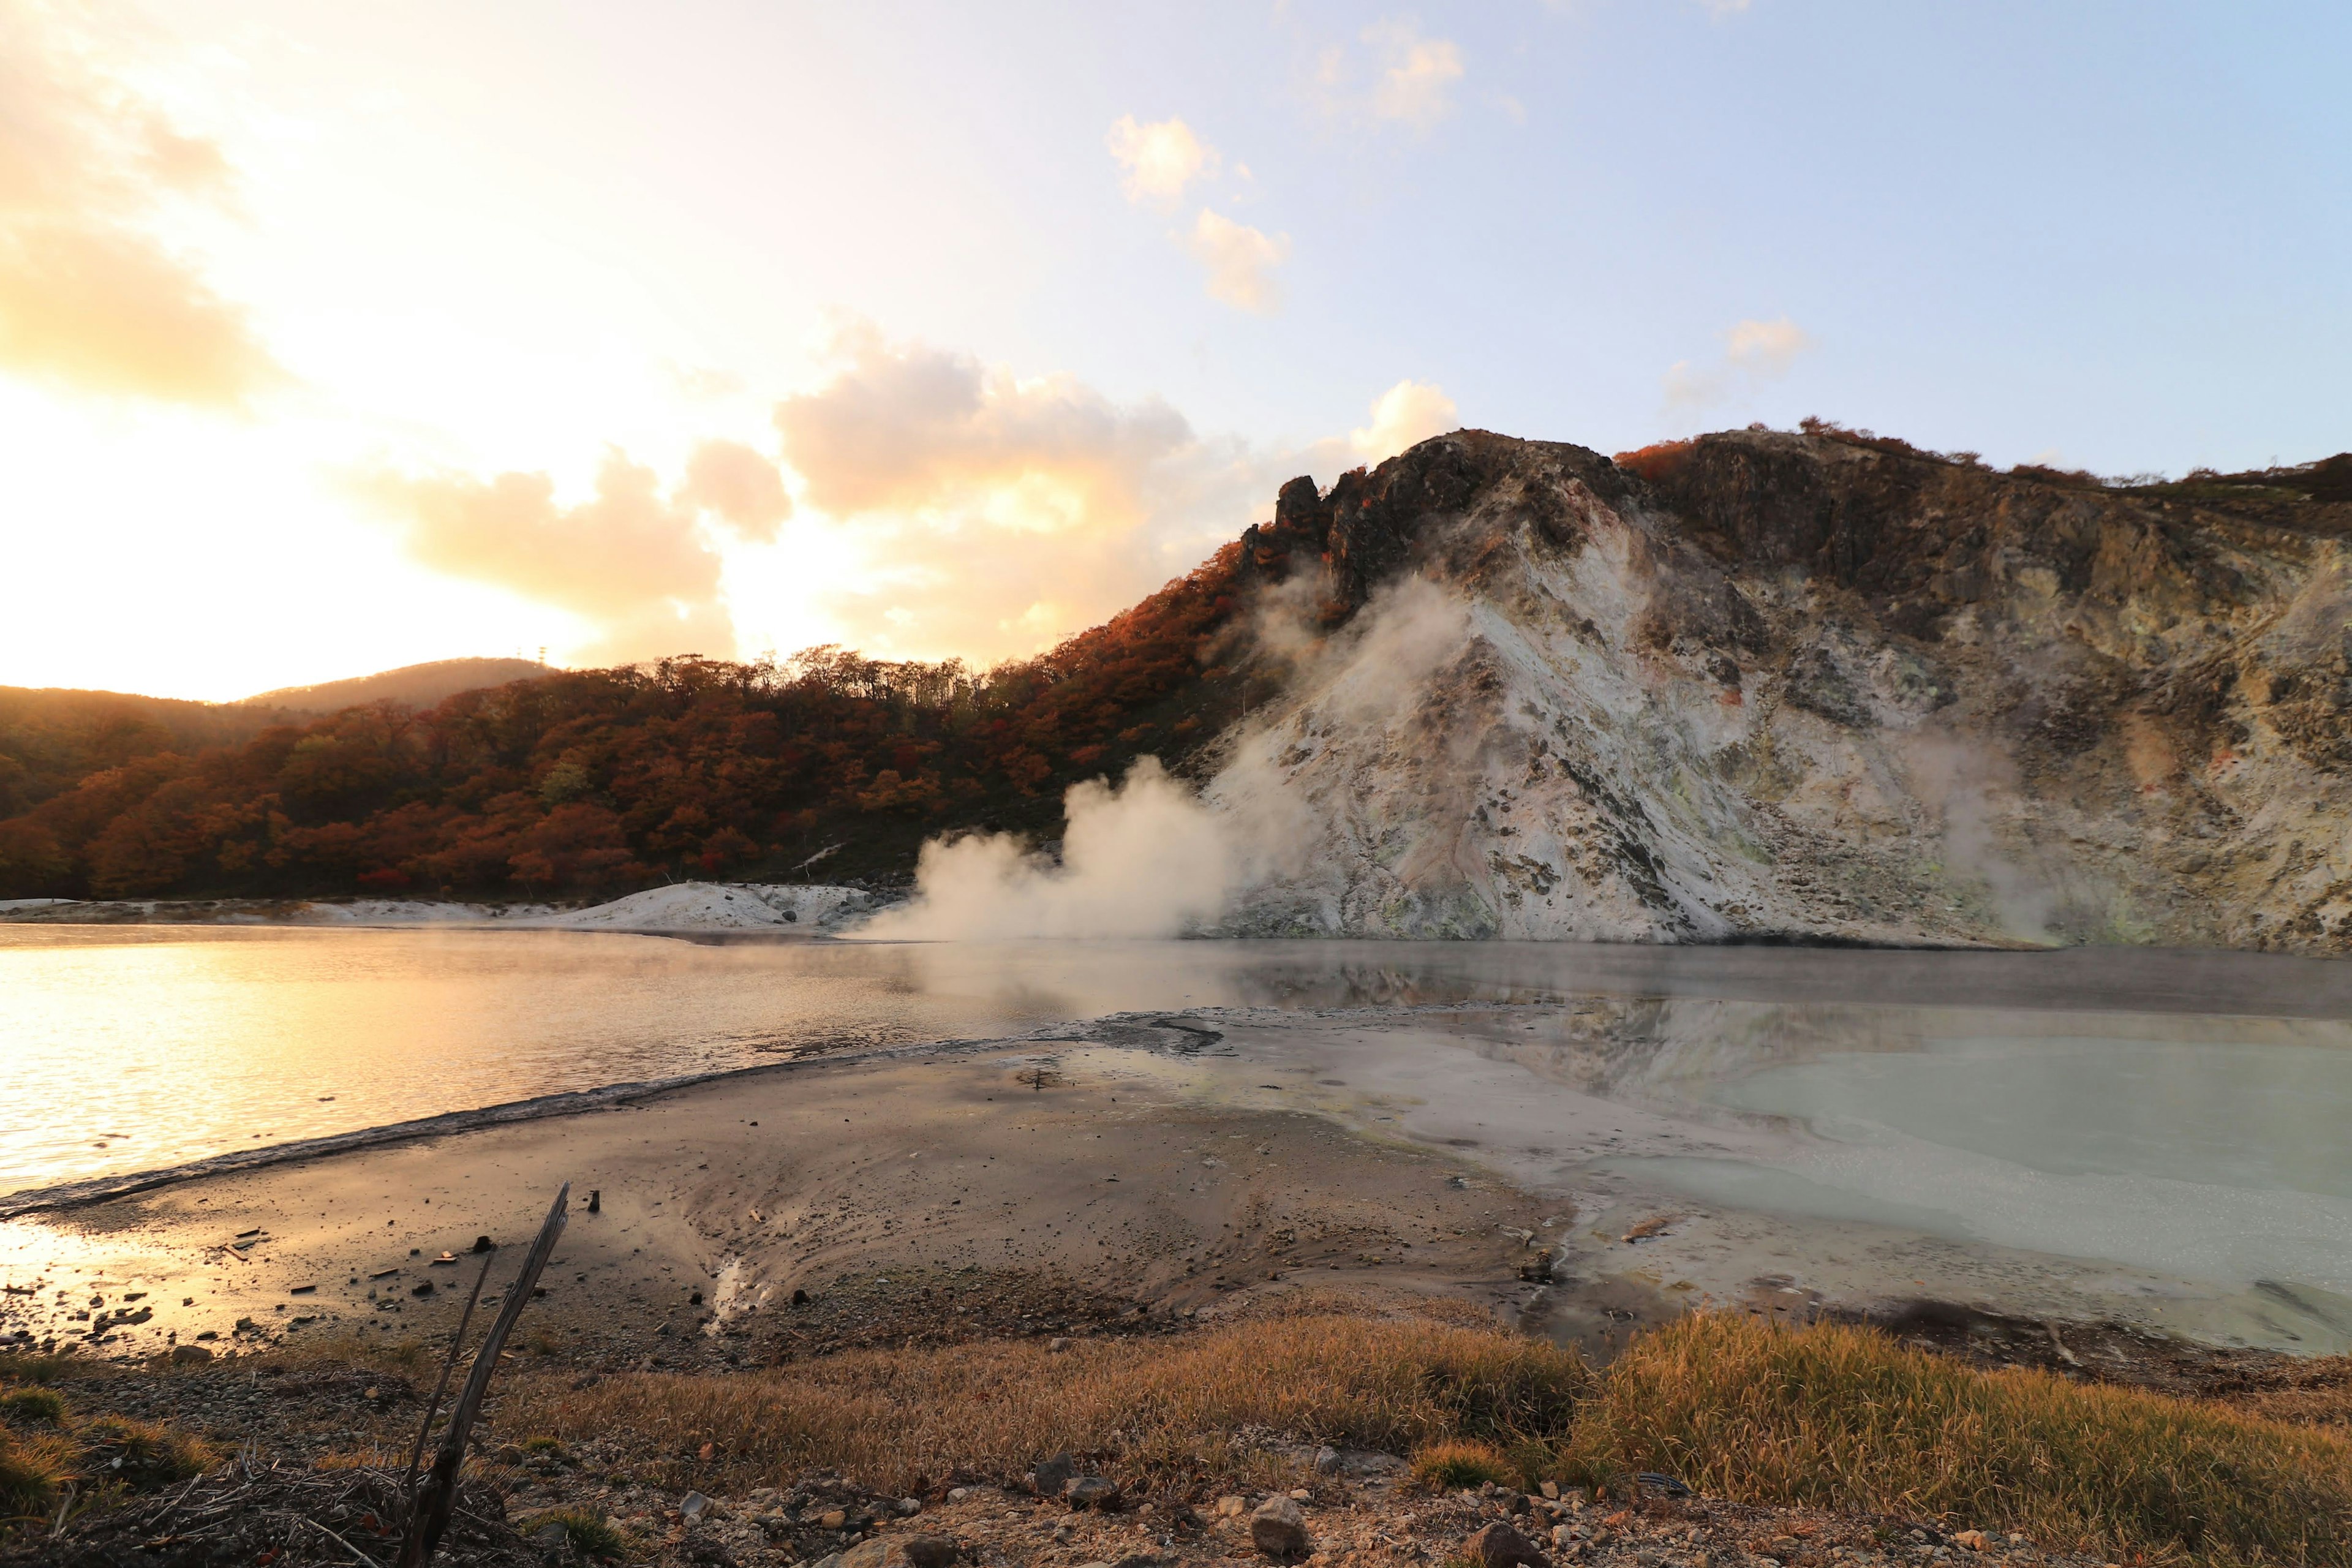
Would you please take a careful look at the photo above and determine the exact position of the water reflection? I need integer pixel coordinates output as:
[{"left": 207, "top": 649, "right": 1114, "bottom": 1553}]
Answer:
[{"left": 4, "top": 926, "right": 2349, "bottom": 1211}]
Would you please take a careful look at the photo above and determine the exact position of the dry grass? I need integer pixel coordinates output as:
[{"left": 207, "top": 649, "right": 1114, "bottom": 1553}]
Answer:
[
  {"left": 0, "top": 1427, "right": 75, "bottom": 1523},
  {"left": 501, "top": 1310, "right": 2352, "bottom": 1564},
  {"left": 505, "top": 1313, "right": 1588, "bottom": 1496},
  {"left": 1567, "top": 1314, "right": 2352, "bottom": 1566},
  {"left": 0, "top": 1388, "right": 66, "bottom": 1426},
  {"left": 1409, "top": 1439, "right": 1516, "bottom": 1490}
]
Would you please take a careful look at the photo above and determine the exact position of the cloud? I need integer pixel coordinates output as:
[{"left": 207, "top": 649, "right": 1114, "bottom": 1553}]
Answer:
[
  {"left": 1662, "top": 315, "right": 1813, "bottom": 412},
  {"left": 1365, "top": 20, "right": 1466, "bottom": 131},
  {"left": 1349, "top": 379, "right": 1459, "bottom": 464},
  {"left": 1314, "top": 19, "right": 1466, "bottom": 134},
  {"left": 1106, "top": 115, "right": 1219, "bottom": 205},
  {"left": 1724, "top": 315, "right": 1810, "bottom": 375},
  {"left": 1697, "top": 0, "right": 1752, "bottom": 15},
  {"left": 0, "top": 1, "right": 282, "bottom": 404},
  {"left": 1185, "top": 209, "right": 1290, "bottom": 314},
  {"left": 679, "top": 438, "right": 792, "bottom": 542},
  {"left": 358, "top": 442, "right": 789, "bottom": 663},
  {"left": 763, "top": 326, "right": 1464, "bottom": 667},
  {"left": 771, "top": 321, "right": 1254, "bottom": 662}
]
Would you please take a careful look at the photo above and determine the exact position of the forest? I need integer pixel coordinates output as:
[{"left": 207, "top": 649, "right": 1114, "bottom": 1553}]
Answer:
[{"left": 0, "top": 545, "right": 1265, "bottom": 901}]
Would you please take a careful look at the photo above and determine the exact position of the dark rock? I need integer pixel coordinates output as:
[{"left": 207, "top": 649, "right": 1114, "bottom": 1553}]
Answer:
[
  {"left": 1031, "top": 1451, "right": 1076, "bottom": 1498},
  {"left": 1063, "top": 1474, "right": 1119, "bottom": 1510},
  {"left": 1466, "top": 1521, "right": 1550, "bottom": 1568}
]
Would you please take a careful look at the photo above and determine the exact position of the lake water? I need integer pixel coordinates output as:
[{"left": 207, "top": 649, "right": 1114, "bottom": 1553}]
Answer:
[{"left": 5, "top": 925, "right": 2351, "bottom": 1323}]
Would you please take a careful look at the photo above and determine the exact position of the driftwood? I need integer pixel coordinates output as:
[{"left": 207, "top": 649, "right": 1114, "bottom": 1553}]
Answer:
[{"left": 396, "top": 1183, "right": 570, "bottom": 1568}]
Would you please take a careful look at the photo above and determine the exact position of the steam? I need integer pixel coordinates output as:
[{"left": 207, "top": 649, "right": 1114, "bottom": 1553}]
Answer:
[
  {"left": 855, "top": 758, "right": 1235, "bottom": 940},
  {"left": 1902, "top": 732, "right": 2060, "bottom": 940}
]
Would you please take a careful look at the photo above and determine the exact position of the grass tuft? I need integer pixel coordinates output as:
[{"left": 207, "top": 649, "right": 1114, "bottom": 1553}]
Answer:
[
  {"left": 72, "top": 1416, "right": 211, "bottom": 1490},
  {"left": 519, "top": 1506, "right": 629, "bottom": 1561},
  {"left": 1567, "top": 1314, "right": 2352, "bottom": 1566},
  {"left": 0, "top": 1389, "right": 66, "bottom": 1427},
  {"left": 0, "top": 1428, "right": 74, "bottom": 1522},
  {"left": 1409, "top": 1439, "right": 1516, "bottom": 1490}
]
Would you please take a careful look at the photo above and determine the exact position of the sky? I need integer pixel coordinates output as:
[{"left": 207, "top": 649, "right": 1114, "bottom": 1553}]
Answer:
[{"left": 1, "top": 0, "right": 2346, "bottom": 701}]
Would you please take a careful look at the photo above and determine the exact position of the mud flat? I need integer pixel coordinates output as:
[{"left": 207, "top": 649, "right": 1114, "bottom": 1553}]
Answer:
[{"left": 6, "top": 996, "right": 2350, "bottom": 1371}]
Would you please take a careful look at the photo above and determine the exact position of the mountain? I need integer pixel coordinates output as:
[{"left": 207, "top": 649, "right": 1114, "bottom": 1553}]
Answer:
[
  {"left": 0, "top": 686, "right": 298, "bottom": 819},
  {"left": 241, "top": 657, "right": 553, "bottom": 714},
  {"left": 6, "top": 423, "right": 2349, "bottom": 957},
  {"left": 1208, "top": 428, "right": 2352, "bottom": 952}
]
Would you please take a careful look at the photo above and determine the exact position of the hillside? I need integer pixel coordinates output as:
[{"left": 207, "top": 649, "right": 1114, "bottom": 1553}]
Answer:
[
  {"left": 0, "top": 557, "right": 1259, "bottom": 899},
  {"left": 6, "top": 424, "right": 2350, "bottom": 954},
  {"left": 1209, "top": 427, "right": 2352, "bottom": 952},
  {"left": 240, "top": 655, "right": 554, "bottom": 713},
  {"left": 0, "top": 685, "right": 297, "bottom": 819}
]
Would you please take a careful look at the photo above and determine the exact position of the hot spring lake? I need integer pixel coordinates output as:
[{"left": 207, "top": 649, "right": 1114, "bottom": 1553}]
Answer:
[{"left": 6, "top": 925, "right": 2351, "bottom": 1344}]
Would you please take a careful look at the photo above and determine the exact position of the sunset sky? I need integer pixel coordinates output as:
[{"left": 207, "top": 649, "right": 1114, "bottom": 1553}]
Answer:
[{"left": 3, "top": 0, "right": 2345, "bottom": 701}]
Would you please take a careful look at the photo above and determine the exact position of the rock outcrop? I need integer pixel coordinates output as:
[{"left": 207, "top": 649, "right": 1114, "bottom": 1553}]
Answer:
[{"left": 1210, "top": 429, "right": 2352, "bottom": 952}]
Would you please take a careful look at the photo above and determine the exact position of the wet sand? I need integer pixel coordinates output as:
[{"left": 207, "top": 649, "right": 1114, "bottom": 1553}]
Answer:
[
  {"left": 0, "top": 1021, "right": 1555, "bottom": 1366},
  {"left": 6, "top": 1002, "right": 2349, "bottom": 1372}
]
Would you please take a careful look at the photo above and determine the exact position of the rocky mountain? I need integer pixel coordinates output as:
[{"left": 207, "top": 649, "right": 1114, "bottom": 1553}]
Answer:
[{"left": 1206, "top": 428, "right": 2352, "bottom": 953}]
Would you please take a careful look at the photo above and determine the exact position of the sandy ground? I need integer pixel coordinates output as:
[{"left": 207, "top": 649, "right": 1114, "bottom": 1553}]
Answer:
[
  {"left": 0, "top": 1025, "right": 1553, "bottom": 1367},
  {"left": 6, "top": 1004, "right": 2345, "bottom": 1375}
]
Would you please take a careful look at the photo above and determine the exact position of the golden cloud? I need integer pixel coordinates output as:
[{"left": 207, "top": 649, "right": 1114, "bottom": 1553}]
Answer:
[
  {"left": 771, "top": 325, "right": 1460, "bottom": 666},
  {"left": 359, "top": 442, "right": 790, "bottom": 665},
  {"left": 0, "top": 1, "right": 282, "bottom": 405},
  {"left": 1185, "top": 209, "right": 1290, "bottom": 315}
]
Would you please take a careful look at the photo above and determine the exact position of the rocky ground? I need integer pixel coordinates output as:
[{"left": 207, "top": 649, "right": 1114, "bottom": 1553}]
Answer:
[{"left": 2, "top": 1329, "right": 2124, "bottom": 1568}]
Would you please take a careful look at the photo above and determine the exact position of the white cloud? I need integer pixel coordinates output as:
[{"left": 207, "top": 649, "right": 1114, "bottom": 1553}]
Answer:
[
  {"left": 1724, "top": 315, "right": 1810, "bottom": 375},
  {"left": 1365, "top": 20, "right": 1465, "bottom": 131},
  {"left": 1349, "top": 380, "right": 1458, "bottom": 463},
  {"left": 1663, "top": 315, "right": 1814, "bottom": 412},
  {"left": 1314, "top": 19, "right": 1466, "bottom": 134},
  {"left": 1185, "top": 209, "right": 1290, "bottom": 314},
  {"left": 1106, "top": 115, "right": 1219, "bottom": 205},
  {"left": 1698, "top": 0, "right": 1753, "bottom": 15}
]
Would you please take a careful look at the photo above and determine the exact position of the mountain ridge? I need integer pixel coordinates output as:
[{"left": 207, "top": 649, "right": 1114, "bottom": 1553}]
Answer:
[{"left": 6, "top": 423, "right": 2350, "bottom": 954}]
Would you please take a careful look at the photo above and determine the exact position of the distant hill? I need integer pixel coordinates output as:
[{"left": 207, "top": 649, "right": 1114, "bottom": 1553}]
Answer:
[
  {"left": 0, "top": 687, "right": 296, "bottom": 818},
  {"left": 241, "top": 657, "right": 552, "bottom": 714}
]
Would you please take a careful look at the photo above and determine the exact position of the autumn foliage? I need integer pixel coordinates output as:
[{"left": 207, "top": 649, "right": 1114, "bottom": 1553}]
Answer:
[{"left": 0, "top": 547, "right": 1257, "bottom": 900}]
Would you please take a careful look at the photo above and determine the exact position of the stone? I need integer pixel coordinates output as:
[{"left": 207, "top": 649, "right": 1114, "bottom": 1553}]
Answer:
[
  {"left": 897, "top": 1497, "right": 922, "bottom": 1516},
  {"left": 1031, "top": 1452, "right": 1076, "bottom": 1498},
  {"left": 1954, "top": 1532, "right": 1989, "bottom": 1553},
  {"left": 1108, "top": 1555, "right": 1169, "bottom": 1568},
  {"left": 1063, "top": 1474, "right": 1120, "bottom": 1509},
  {"left": 1249, "top": 1495, "right": 1310, "bottom": 1561},
  {"left": 168, "top": 1344, "right": 213, "bottom": 1364},
  {"left": 1540, "top": 1481, "right": 1560, "bottom": 1501},
  {"left": 1466, "top": 1521, "right": 1550, "bottom": 1568},
  {"left": 1312, "top": 1446, "right": 1340, "bottom": 1474},
  {"left": 680, "top": 1491, "right": 712, "bottom": 1521},
  {"left": 841, "top": 1539, "right": 956, "bottom": 1568},
  {"left": 1049, "top": 1336, "right": 1072, "bottom": 1352},
  {"left": 817, "top": 1509, "right": 850, "bottom": 1531},
  {"left": 1216, "top": 1495, "right": 1248, "bottom": 1518}
]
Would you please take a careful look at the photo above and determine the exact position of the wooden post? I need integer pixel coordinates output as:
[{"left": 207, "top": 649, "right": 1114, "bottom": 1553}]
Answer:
[{"left": 396, "top": 1183, "right": 570, "bottom": 1568}]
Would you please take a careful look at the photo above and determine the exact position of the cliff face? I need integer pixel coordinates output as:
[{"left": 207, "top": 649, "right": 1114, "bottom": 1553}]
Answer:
[{"left": 1209, "top": 429, "right": 2352, "bottom": 952}]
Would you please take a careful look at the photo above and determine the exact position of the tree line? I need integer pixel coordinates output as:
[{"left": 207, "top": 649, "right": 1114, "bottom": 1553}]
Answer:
[{"left": 0, "top": 546, "right": 1261, "bottom": 901}]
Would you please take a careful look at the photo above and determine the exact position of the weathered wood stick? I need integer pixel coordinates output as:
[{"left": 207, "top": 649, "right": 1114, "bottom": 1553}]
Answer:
[
  {"left": 396, "top": 1183, "right": 569, "bottom": 1568},
  {"left": 402, "top": 1250, "right": 495, "bottom": 1495}
]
